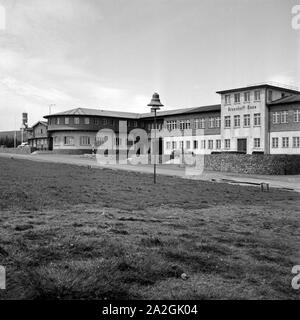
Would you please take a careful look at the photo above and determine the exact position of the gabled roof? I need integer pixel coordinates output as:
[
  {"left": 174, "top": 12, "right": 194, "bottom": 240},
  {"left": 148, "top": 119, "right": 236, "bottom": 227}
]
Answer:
[
  {"left": 44, "top": 107, "right": 140, "bottom": 119},
  {"left": 216, "top": 83, "right": 300, "bottom": 95},
  {"left": 30, "top": 121, "right": 48, "bottom": 128},
  {"left": 268, "top": 94, "right": 300, "bottom": 105},
  {"left": 140, "top": 104, "right": 221, "bottom": 118}
]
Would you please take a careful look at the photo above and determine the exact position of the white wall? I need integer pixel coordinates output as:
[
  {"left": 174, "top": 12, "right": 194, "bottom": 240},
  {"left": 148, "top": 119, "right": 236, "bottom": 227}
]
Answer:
[
  {"left": 51, "top": 131, "right": 96, "bottom": 150},
  {"left": 220, "top": 89, "right": 267, "bottom": 154}
]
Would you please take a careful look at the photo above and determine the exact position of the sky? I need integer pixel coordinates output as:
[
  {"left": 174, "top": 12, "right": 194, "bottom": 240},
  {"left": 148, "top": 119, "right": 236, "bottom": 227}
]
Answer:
[{"left": 0, "top": 0, "right": 299, "bottom": 130}]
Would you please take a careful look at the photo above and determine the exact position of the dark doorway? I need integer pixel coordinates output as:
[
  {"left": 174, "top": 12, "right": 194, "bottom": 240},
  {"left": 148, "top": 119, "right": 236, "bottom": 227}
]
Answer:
[
  {"left": 237, "top": 138, "right": 247, "bottom": 153},
  {"left": 48, "top": 137, "right": 53, "bottom": 151},
  {"left": 158, "top": 138, "right": 163, "bottom": 164},
  {"left": 159, "top": 137, "right": 163, "bottom": 155}
]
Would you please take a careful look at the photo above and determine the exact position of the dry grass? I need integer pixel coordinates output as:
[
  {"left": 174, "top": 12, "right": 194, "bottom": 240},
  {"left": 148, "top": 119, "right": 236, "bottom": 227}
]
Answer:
[{"left": 0, "top": 157, "right": 299, "bottom": 300}]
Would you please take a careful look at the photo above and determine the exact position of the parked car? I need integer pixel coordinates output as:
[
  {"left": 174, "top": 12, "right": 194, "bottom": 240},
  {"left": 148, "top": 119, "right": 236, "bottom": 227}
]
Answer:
[{"left": 17, "top": 142, "right": 29, "bottom": 148}]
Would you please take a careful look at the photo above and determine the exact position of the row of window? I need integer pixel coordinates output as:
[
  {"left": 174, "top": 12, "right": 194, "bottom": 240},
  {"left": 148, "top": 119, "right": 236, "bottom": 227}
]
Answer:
[
  {"left": 166, "top": 117, "right": 221, "bottom": 131},
  {"left": 272, "top": 137, "right": 300, "bottom": 148},
  {"left": 147, "top": 123, "right": 163, "bottom": 130},
  {"left": 166, "top": 138, "right": 263, "bottom": 150},
  {"left": 224, "top": 90, "right": 287, "bottom": 105},
  {"left": 166, "top": 139, "right": 222, "bottom": 150},
  {"left": 272, "top": 110, "right": 300, "bottom": 124},
  {"left": 54, "top": 136, "right": 92, "bottom": 146},
  {"left": 54, "top": 135, "right": 300, "bottom": 149},
  {"left": 54, "top": 136, "right": 127, "bottom": 146},
  {"left": 224, "top": 113, "right": 261, "bottom": 128},
  {"left": 225, "top": 90, "right": 261, "bottom": 105},
  {"left": 48, "top": 111, "right": 298, "bottom": 129},
  {"left": 50, "top": 117, "right": 138, "bottom": 127}
]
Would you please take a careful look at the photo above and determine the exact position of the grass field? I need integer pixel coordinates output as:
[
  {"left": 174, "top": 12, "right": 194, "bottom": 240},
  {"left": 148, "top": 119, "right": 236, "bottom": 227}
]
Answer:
[{"left": 0, "top": 157, "right": 299, "bottom": 299}]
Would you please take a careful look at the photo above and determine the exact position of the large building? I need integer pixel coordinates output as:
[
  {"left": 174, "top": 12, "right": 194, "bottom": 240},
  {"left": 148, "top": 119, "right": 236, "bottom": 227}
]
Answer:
[{"left": 39, "top": 83, "right": 300, "bottom": 155}]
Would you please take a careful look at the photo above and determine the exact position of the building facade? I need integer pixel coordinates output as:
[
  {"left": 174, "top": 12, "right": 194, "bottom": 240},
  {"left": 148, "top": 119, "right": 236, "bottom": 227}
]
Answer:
[
  {"left": 268, "top": 94, "right": 300, "bottom": 154},
  {"left": 40, "top": 83, "right": 300, "bottom": 155},
  {"left": 27, "top": 121, "right": 50, "bottom": 150}
]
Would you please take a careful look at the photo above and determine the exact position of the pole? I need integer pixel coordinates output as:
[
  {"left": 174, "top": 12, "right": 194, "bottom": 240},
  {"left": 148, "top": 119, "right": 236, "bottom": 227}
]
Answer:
[
  {"left": 154, "top": 109, "right": 157, "bottom": 184},
  {"left": 14, "top": 116, "right": 16, "bottom": 148}
]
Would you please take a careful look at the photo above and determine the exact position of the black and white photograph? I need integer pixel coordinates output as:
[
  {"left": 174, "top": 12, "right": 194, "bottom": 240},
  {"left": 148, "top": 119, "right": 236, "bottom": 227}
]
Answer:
[{"left": 0, "top": 0, "right": 299, "bottom": 313}]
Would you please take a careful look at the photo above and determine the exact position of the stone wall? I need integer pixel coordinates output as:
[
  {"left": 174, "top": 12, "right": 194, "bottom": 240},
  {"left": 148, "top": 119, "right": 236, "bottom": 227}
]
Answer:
[
  {"left": 0, "top": 147, "right": 32, "bottom": 155},
  {"left": 204, "top": 153, "right": 300, "bottom": 175}
]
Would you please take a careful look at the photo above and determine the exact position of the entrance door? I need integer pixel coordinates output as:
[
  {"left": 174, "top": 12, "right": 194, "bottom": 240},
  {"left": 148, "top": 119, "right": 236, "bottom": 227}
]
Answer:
[
  {"left": 237, "top": 139, "right": 247, "bottom": 153},
  {"left": 48, "top": 137, "right": 53, "bottom": 151}
]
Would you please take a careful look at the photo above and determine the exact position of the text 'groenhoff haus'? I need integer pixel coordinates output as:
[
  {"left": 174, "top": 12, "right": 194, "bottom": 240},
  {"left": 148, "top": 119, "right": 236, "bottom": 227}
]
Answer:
[{"left": 37, "top": 83, "right": 300, "bottom": 155}]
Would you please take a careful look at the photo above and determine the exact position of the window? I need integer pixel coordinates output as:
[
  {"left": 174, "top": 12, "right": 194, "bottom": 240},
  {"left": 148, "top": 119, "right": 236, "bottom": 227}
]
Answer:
[
  {"left": 40, "top": 129, "right": 43, "bottom": 134},
  {"left": 186, "top": 141, "right": 190, "bottom": 149},
  {"left": 294, "top": 110, "right": 300, "bottom": 122},
  {"left": 208, "top": 140, "right": 213, "bottom": 149},
  {"left": 54, "top": 136, "right": 60, "bottom": 145},
  {"left": 282, "top": 137, "right": 289, "bottom": 148},
  {"left": 56, "top": 118, "right": 60, "bottom": 125},
  {"left": 234, "top": 115, "right": 240, "bottom": 127},
  {"left": 179, "top": 120, "right": 184, "bottom": 130},
  {"left": 74, "top": 117, "right": 80, "bottom": 125},
  {"left": 216, "top": 139, "right": 221, "bottom": 149},
  {"left": 80, "top": 136, "right": 91, "bottom": 145},
  {"left": 254, "top": 90, "right": 261, "bottom": 101},
  {"left": 272, "top": 112, "right": 280, "bottom": 124},
  {"left": 179, "top": 141, "right": 184, "bottom": 149},
  {"left": 166, "top": 120, "right": 177, "bottom": 130},
  {"left": 103, "top": 119, "right": 107, "bottom": 125},
  {"left": 172, "top": 141, "right": 177, "bottom": 149},
  {"left": 115, "top": 137, "right": 122, "bottom": 146},
  {"left": 215, "top": 117, "right": 221, "bottom": 128},
  {"left": 193, "top": 140, "right": 198, "bottom": 149},
  {"left": 244, "top": 92, "right": 250, "bottom": 102},
  {"left": 234, "top": 93, "right": 240, "bottom": 103},
  {"left": 225, "top": 139, "right": 230, "bottom": 149},
  {"left": 133, "top": 121, "right": 138, "bottom": 127},
  {"left": 224, "top": 116, "right": 231, "bottom": 128},
  {"left": 281, "top": 111, "right": 288, "bottom": 123},
  {"left": 201, "top": 140, "right": 206, "bottom": 149},
  {"left": 209, "top": 117, "right": 215, "bottom": 128},
  {"left": 225, "top": 94, "right": 231, "bottom": 105},
  {"left": 96, "top": 136, "right": 107, "bottom": 146},
  {"left": 64, "top": 136, "right": 74, "bottom": 145},
  {"left": 178, "top": 120, "right": 189, "bottom": 130},
  {"left": 243, "top": 114, "right": 250, "bottom": 127},
  {"left": 293, "top": 137, "right": 300, "bottom": 148},
  {"left": 194, "top": 119, "right": 199, "bottom": 129},
  {"left": 272, "top": 137, "right": 279, "bottom": 148},
  {"left": 254, "top": 113, "right": 261, "bottom": 126},
  {"left": 268, "top": 90, "right": 273, "bottom": 102},
  {"left": 199, "top": 118, "right": 205, "bottom": 129},
  {"left": 254, "top": 138, "right": 260, "bottom": 148},
  {"left": 65, "top": 117, "right": 69, "bottom": 125},
  {"left": 166, "top": 142, "right": 171, "bottom": 150},
  {"left": 84, "top": 118, "right": 90, "bottom": 125}
]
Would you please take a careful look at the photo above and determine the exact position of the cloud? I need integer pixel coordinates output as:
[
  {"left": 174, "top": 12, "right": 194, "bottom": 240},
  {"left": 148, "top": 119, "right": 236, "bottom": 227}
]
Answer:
[
  {"left": 267, "top": 74, "right": 299, "bottom": 90},
  {"left": 0, "top": 77, "right": 72, "bottom": 102},
  {"left": 0, "top": 4, "right": 5, "bottom": 31}
]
